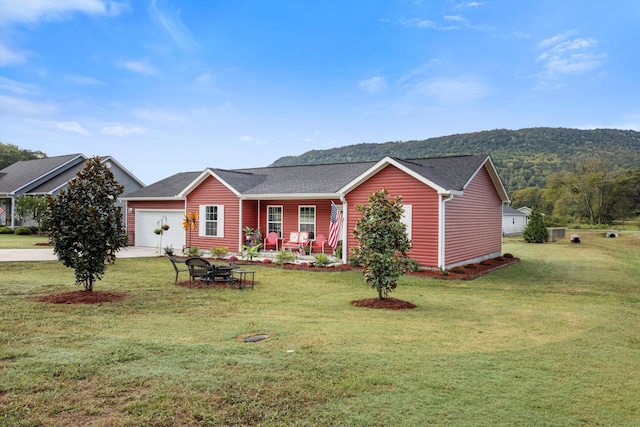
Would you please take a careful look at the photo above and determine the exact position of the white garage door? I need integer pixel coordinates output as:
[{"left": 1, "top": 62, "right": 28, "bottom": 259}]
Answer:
[{"left": 135, "top": 210, "right": 186, "bottom": 250}]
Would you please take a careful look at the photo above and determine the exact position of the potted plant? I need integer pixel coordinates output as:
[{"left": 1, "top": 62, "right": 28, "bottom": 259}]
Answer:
[{"left": 243, "top": 226, "right": 254, "bottom": 246}]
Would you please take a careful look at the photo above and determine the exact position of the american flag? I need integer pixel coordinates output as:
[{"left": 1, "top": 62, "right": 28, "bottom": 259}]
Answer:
[
  {"left": 0, "top": 207, "right": 5, "bottom": 215},
  {"left": 328, "top": 202, "right": 342, "bottom": 249}
]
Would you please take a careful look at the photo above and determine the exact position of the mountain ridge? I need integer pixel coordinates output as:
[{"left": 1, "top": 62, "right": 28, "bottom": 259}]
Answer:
[{"left": 270, "top": 127, "right": 640, "bottom": 192}]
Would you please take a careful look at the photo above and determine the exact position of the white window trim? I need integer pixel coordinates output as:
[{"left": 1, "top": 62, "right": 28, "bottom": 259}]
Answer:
[
  {"left": 267, "top": 205, "right": 283, "bottom": 238},
  {"left": 298, "top": 205, "right": 316, "bottom": 238},
  {"left": 199, "top": 204, "right": 224, "bottom": 238}
]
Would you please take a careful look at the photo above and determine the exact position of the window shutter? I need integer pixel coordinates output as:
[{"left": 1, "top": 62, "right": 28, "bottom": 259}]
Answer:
[
  {"left": 401, "top": 205, "right": 412, "bottom": 241},
  {"left": 199, "top": 205, "right": 206, "bottom": 237},
  {"left": 217, "top": 205, "right": 224, "bottom": 238}
]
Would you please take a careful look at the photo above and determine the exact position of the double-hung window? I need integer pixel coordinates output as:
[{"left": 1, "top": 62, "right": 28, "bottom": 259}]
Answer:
[
  {"left": 199, "top": 205, "right": 224, "bottom": 238},
  {"left": 267, "top": 206, "right": 283, "bottom": 238},
  {"left": 298, "top": 206, "right": 316, "bottom": 239}
]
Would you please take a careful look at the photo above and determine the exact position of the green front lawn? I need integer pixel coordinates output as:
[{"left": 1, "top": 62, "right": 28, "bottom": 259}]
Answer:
[
  {"left": 1, "top": 231, "right": 639, "bottom": 426},
  {"left": 0, "top": 233, "right": 50, "bottom": 249}
]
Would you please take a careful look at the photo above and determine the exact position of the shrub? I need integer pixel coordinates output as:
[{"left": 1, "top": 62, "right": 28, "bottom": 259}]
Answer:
[
  {"left": 406, "top": 258, "right": 421, "bottom": 272},
  {"left": 503, "top": 253, "right": 514, "bottom": 258},
  {"left": 0, "top": 226, "right": 15, "bottom": 234},
  {"left": 523, "top": 206, "right": 549, "bottom": 243},
  {"left": 228, "top": 255, "right": 238, "bottom": 263},
  {"left": 186, "top": 246, "right": 201, "bottom": 257},
  {"left": 261, "top": 258, "right": 272, "bottom": 264},
  {"left": 314, "top": 253, "right": 329, "bottom": 267},
  {"left": 464, "top": 264, "right": 477, "bottom": 269},
  {"left": 495, "top": 256, "right": 504, "bottom": 261},
  {"left": 450, "top": 267, "right": 466, "bottom": 274},
  {"left": 274, "top": 249, "right": 296, "bottom": 266},
  {"left": 210, "top": 246, "right": 229, "bottom": 259},
  {"left": 163, "top": 245, "right": 174, "bottom": 256},
  {"left": 15, "top": 227, "right": 32, "bottom": 235}
]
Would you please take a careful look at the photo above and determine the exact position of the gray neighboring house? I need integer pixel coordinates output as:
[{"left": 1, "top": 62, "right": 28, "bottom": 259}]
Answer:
[{"left": 0, "top": 154, "right": 145, "bottom": 228}]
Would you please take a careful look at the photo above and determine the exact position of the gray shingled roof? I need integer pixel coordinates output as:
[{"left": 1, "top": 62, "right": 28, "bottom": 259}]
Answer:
[
  {"left": 122, "top": 155, "right": 495, "bottom": 199},
  {"left": 219, "top": 161, "right": 376, "bottom": 194},
  {"left": 122, "top": 172, "right": 201, "bottom": 198},
  {"left": 396, "top": 154, "right": 489, "bottom": 191},
  {"left": 0, "top": 154, "right": 83, "bottom": 194}
]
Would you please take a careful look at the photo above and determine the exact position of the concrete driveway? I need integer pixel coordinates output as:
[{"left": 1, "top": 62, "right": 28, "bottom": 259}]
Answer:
[{"left": 0, "top": 246, "right": 159, "bottom": 262}]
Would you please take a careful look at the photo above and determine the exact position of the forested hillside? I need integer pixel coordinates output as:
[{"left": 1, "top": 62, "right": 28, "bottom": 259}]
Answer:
[
  {"left": 271, "top": 128, "right": 640, "bottom": 192},
  {"left": 0, "top": 142, "right": 46, "bottom": 170}
]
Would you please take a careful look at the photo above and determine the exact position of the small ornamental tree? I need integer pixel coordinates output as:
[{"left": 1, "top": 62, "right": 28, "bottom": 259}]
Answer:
[
  {"left": 44, "top": 157, "right": 128, "bottom": 291},
  {"left": 351, "top": 189, "right": 412, "bottom": 299},
  {"left": 15, "top": 195, "right": 47, "bottom": 233},
  {"left": 522, "top": 206, "right": 549, "bottom": 243}
]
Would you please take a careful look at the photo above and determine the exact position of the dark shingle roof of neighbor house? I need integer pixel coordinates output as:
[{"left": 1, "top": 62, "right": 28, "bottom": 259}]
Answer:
[
  {"left": 123, "top": 172, "right": 201, "bottom": 198},
  {"left": 123, "top": 154, "right": 495, "bottom": 199},
  {"left": 0, "top": 154, "right": 83, "bottom": 194}
]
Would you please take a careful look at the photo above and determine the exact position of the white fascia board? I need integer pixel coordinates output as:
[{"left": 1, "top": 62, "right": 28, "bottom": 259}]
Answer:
[
  {"left": 240, "top": 193, "right": 338, "bottom": 200},
  {"left": 463, "top": 156, "right": 510, "bottom": 203},
  {"left": 177, "top": 169, "right": 241, "bottom": 198},
  {"left": 338, "top": 156, "right": 452, "bottom": 195}
]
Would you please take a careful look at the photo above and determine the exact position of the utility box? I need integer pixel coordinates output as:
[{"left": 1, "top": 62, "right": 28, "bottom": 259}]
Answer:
[{"left": 547, "top": 227, "right": 566, "bottom": 242}]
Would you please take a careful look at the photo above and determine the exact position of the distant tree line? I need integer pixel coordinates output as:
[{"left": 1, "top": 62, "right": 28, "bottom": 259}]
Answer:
[
  {"left": 0, "top": 141, "right": 46, "bottom": 169},
  {"left": 510, "top": 157, "right": 640, "bottom": 225}
]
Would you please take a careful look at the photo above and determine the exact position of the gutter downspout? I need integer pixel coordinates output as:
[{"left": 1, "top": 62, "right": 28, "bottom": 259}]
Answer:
[
  {"left": 438, "top": 193, "right": 454, "bottom": 269},
  {"left": 238, "top": 198, "right": 243, "bottom": 252},
  {"left": 340, "top": 195, "right": 347, "bottom": 264}
]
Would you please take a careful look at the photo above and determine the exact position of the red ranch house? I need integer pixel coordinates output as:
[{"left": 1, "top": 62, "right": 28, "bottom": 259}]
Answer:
[{"left": 121, "top": 155, "right": 510, "bottom": 269}]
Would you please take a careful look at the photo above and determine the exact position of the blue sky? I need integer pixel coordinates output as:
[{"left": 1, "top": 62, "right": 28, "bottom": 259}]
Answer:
[{"left": 1, "top": 1, "right": 639, "bottom": 185}]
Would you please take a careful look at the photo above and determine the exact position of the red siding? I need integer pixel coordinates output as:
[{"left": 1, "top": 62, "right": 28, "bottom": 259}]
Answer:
[
  {"left": 257, "top": 199, "right": 339, "bottom": 241},
  {"left": 345, "top": 165, "right": 440, "bottom": 266},
  {"left": 187, "top": 176, "right": 241, "bottom": 251},
  {"left": 444, "top": 165, "right": 502, "bottom": 266},
  {"left": 126, "top": 200, "right": 184, "bottom": 246}
]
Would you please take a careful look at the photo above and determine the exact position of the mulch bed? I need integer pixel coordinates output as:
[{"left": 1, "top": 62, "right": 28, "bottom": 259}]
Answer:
[
  {"left": 32, "top": 256, "right": 518, "bottom": 308},
  {"left": 34, "top": 290, "right": 129, "bottom": 304},
  {"left": 350, "top": 297, "right": 417, "bottom": 310}
]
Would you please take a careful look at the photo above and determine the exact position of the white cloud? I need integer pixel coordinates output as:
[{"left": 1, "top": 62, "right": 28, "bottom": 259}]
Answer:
[
  {"left": 196, "top": 73, "right": 212, "bottom": 84},
  {"left": 149, "top": 0, "right": 199, "bottom": 51},
  {"left": 101, "top": 125, "right": 144, "bottom": 136},
  {"left": 0, "top": 42, "right": 28, "bottom": 66},
  {"left": 239, "top": 135, "right": 254, "bottom": 142},
  {"left": 0, "top": 77, "right": 38, "bottom": 95},
  {"left": 0, "top": 0, "right": 125, "bottom": 25},
  {"left": 407, "top": 76, "right": 491, "bottom": 104},
  {"left": 536, "top": 32, "right": 605, "bottom": 77},
  {"left": 358, "top": 76, "right": 387, "bottom": 94},
  {"left": 120, "top": 59, "right": 158, "bottom": 75},
  {"left": 57, "top": 121, "right": 88, "bottom": 134},
  {"left": 0, "top": 94, "right": 58, "bottom": 115},
  {"left": 65, "top": 74, "right": 105, "bottom": 85},
  {"left": 133, "top": 108, "right": 187, "bottom": 123},
  {"left": 398, "top": 18, "right": 436, "bottom": 29}
]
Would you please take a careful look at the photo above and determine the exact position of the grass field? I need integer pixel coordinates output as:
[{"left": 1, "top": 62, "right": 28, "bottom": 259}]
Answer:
[
  {"left": 1, "top": 231, "right": 639, "bottom": 426},
  {"left": 0, "top": 233, "right": 50, "bottom": 249}
]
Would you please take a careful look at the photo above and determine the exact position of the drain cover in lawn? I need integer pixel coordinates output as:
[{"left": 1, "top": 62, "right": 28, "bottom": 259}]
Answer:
[{"left": 243, "top": 334, "right": 270, "bottom": 342}]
